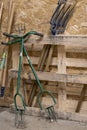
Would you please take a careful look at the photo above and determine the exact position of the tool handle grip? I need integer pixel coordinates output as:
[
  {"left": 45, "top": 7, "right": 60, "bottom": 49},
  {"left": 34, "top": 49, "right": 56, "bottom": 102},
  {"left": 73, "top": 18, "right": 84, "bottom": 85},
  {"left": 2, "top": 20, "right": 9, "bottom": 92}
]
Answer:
[
  {"left": 1, "top": 42, "right": 8, "bottom": 45},
  {"left": 35, "top": 32, "right": 43, "bottom": 37},
  {"left": 3, "top": 32, "right": 14, "bottom": 38}
]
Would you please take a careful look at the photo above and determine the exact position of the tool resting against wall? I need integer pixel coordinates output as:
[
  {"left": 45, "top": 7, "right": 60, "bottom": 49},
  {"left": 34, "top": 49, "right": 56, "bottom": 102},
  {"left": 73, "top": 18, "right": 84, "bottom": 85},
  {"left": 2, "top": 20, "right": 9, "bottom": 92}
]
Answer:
[
  {"left": 50, "top": 0, "right": 76, "bottom": 35},
  {"left": 2, "top": 31, "right": 57, "bottom": 127}
]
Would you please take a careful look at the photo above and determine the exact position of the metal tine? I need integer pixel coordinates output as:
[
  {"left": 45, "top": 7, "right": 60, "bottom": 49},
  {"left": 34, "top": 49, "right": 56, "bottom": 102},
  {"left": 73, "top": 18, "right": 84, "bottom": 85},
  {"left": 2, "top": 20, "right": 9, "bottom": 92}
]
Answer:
[
  {"left": 55, "top": 4, "right": 71, "bottom": 26},
  {"left": 62, "top": 5, "right": 75, "bottom": 32},
  {"left": 51, "top": 4, "right": 72, "bottom": 34},
  {"left": 24, "top": 23, "right": 26, "bottom": 33},
  {"left": 58, "top": 4, "right": 75, "bottom": 30},
  {"left": 14, "top": 25, "right": 18, "bottom": 32},
  {"left": 56, "top": 4, "right": 75, "bottom": 34},
  {"left": 52, "top": 3, "right": 66, "bottom": 26},
  {"left": 50, "top": 3, "right": 66, "bottom": 34},
  {"left": 14, "top": 23, "right": 26, "bottom": 35},
  {"left": 46, "top": 106, "right": 57, "bottom": 122},
  {"left": 61, "top": 5, "right": 75, "bottom": 26},
  {"left": 18, "top": 24, "right": 21, "bottom": 34},
  {"left": 50, "top": 0, "right": 67, "bottom": 25},
  {"left": 50, "top": 4, "right": 61, "bottom": 24}
]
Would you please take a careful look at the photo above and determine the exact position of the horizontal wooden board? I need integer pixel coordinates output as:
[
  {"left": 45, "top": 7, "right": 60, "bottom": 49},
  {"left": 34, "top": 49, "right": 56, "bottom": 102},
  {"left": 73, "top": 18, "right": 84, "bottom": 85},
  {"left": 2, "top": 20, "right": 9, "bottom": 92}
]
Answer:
[
  {"left": 23, "top": 57, "right": 87, "bottom": 68},
  {"left": 9, "top": 69, "right": 87, "bottom": 85},
  {"left": 25, "top": 44, "right": 87, "bottom": 53},
  {"left": 29, "top": 71, "right": 87, "bottom": 84},
  {"left": 27, "top": 35, "right": 87, "bottom": 47}
]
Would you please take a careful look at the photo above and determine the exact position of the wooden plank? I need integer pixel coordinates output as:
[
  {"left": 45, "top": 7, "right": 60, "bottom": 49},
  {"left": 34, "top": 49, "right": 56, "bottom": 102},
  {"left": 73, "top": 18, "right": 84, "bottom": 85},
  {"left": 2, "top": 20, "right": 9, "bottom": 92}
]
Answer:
[
  {"left": 24, "top": 57, "right": 87, "bottom": 68},
  {"left": 38, "top": 45, "right": 50, "bottom": 71},
  {"left": 76, "top": 85, "right": 87, "bottom": 113},
  {"left": 8, "top": 69, "right": 87, "bottom": 85},
  {"left": 25, "top": 44, "right": 87, "bottom": 53},
  {"left": 0, "top": 2, "right": 3, "bottom": 21},
  {"left": 66, "top": 58, "right": 87, "bottom": 68},
  {"left": 66, "top": 46, "right": 87, "bottom": 53},
  {"left": 37, "top": 45, "right": 46, "bottom": 70},
  {"left": 12, "top": 44, "right": 19, "bottom": 69},
  {"left": 29, "top": 72, "right": 87, "bottom": 85},
  {"left": 57, "top": 45, "right": 66, "bottom": 111},
  {"left": 45, "top": 45, "right": 54, "bottom": 71},
  {"left": 10, "top": 105, "right": 87, "bottom": 123},
  {"left": 27, "top": 35, "right": 87, "bottom": 47}
]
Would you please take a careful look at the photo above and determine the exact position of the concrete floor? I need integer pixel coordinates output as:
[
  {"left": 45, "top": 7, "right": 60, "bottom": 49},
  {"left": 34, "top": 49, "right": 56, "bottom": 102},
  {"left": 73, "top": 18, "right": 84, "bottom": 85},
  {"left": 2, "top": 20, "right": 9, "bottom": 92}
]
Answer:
[{"left": 0, "top": 110, "right": 87, "bottom": 130}]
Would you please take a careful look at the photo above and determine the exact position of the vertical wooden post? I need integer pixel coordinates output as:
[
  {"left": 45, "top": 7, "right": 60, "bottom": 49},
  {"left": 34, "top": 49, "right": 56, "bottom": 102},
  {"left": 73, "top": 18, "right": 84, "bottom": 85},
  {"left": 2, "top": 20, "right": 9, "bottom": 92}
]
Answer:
[{"left": 57, "top": 45, "right": 67, "bottom": 111}]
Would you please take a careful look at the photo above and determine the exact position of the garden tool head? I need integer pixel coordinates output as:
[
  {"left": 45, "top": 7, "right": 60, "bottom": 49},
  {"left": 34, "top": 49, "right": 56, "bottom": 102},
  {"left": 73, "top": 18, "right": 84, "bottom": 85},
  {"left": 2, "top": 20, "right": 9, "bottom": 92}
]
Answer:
[
  {"left": 14, "top": 23, "right": 26, "bottom": 35},
  {"left": 37, "top": 90, "right": 57, "bottom": 122},
  {"left": 15, "top": 109, "right": 26, "bottom": 129},
  {"left": 14, "top": 93, "right": 26, "bottom": 129}
]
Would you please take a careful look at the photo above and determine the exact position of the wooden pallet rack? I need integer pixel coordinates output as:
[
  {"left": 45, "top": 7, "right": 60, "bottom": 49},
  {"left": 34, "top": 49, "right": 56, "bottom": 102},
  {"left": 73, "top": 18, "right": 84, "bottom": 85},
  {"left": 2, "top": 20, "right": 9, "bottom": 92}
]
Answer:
[{"left": 8, "top": 35, "right": 87, "bottom": 114}]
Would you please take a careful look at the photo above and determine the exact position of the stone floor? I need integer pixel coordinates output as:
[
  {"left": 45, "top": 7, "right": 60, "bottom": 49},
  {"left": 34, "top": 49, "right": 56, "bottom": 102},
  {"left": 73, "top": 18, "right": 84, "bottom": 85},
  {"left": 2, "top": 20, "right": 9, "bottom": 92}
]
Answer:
[{"left": 0, "top": 109, "right": 87, "bottom": 130}]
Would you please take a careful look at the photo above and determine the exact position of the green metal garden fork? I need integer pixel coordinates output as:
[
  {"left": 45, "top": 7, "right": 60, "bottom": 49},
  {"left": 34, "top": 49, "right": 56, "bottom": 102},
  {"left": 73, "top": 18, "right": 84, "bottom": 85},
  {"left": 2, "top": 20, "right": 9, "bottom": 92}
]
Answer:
[{"left": 2, "top": 31, "right": 57, "bottom": 124}]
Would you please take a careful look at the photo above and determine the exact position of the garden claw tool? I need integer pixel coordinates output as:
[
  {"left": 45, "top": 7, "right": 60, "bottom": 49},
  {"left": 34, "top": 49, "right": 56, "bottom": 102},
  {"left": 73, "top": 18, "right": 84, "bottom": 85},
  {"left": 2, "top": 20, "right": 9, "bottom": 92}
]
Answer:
[
  {"left": 2, "top": 30, "right": 56, "bottom": 123},
  {"left": 37, "top": 90, "right": 56, "bottom": 122},
  {"left": 46, "top": 105, "right": 57, "bottom": 122}
]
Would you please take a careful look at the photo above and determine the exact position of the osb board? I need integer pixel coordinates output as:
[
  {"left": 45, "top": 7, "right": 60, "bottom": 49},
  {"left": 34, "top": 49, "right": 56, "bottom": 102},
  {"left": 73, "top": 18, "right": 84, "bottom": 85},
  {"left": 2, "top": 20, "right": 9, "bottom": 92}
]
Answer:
[{"left": 0, "top": 0, "right": 87, "bottom": 35}]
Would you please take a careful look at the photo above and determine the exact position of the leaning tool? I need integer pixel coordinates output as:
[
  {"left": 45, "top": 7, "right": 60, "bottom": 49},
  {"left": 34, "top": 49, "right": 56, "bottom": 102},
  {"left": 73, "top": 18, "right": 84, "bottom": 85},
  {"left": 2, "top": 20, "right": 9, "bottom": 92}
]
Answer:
[
  {"left": 50, "top": 0, "right": 76, "bottom": 35},
  {"left": 2, "top": 31, "right": 56, "bottom": 125}
]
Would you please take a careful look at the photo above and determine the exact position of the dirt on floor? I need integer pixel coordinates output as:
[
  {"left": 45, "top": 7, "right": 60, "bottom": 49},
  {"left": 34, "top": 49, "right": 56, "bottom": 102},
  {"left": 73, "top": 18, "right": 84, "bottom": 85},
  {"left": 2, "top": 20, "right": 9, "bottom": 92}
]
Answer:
[{"left": 0, "top": 110, "right": 87, "bottom": 130}]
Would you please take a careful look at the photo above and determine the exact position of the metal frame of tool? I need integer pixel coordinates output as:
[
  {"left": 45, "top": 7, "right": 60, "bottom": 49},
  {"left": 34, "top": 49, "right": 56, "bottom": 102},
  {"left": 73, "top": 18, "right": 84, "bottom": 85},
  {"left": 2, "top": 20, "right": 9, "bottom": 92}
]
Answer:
[{"left": 2, "top": 31, "right": 56, "bottom": 122}]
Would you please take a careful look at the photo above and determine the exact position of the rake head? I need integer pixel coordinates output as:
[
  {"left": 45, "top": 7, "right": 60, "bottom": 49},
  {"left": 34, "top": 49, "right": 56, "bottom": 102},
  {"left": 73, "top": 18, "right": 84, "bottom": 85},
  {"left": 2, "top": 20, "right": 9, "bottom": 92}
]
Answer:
[{"left": 14, "top": 23, "right": 26, "bottom": 35}]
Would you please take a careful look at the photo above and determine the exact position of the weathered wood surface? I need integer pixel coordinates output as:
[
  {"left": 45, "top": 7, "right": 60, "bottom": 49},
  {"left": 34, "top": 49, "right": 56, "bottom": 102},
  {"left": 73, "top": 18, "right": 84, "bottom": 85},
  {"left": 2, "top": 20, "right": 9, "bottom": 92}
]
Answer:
[
  {"left": 24, "top": 57, "right": 87, "bottom": 68},
  {"left": 8, "top": 69, "right": 87, "bottom": 85},
  {"left": 29, "top": 72, "right": 87, "bottom": 85},
  {"left": 25, "top": 44, "right": 87, "bottom": 53},
  {"left": 57, "top": 45, "right": 67, "bottom": 111},
  {"left": 27, "top": 35, "right": 87, "bottom": 47},
  {"left": 0, "top": 2, "right": 3, "bottom": 22}
]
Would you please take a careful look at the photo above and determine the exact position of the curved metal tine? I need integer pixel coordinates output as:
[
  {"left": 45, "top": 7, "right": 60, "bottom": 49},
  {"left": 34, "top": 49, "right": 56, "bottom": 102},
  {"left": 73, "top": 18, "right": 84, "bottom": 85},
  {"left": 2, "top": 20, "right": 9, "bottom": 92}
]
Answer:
[
  {"left": 55, "top": 4, "right": 75, "bottom": 34},
  {"left": 61, "top": 5, "right": 75, "bottom": 28},
  {"left": 55, "top": 3, "right": 67, "bottom": 26},
  {"left": 52, "top": 4, "right": 66, "bottom": 26},
  {"left": 50, "top": 4, "right": 65, "bottom": 35},
  {"left": 55, "top": 5, "right": 73, "bottom": 34},
  {"left": 56, "top": 5, "right": 75, "bottom": 34},
  {"left": 50, "top": 4, "right": 61, "bottom": 24},
  {"left": 50, "top": 0, "right": 67, "bottom": 24},
  {"left": 63, "top": 11, "right": 74, "bottom": 33},
  {"left": 14, "top": 23, "right": 26, "bottom": 35},
  {"left": 15, "top": 109, "right": 26, "bottom": 129},
  {"left": 46, "top": 106, "right": 57, "bottom": 122}
]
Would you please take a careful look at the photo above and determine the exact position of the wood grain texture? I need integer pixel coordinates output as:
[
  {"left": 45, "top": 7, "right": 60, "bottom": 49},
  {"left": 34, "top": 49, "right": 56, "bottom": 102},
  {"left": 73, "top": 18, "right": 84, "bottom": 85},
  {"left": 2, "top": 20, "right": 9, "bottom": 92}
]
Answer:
[{"left": 58, "top": 45, "right": 66, "bottom": 111}]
